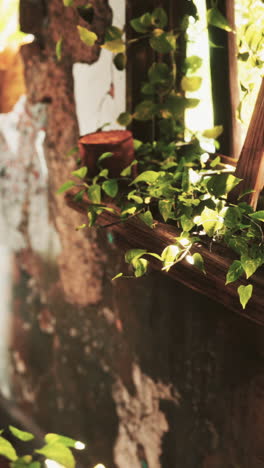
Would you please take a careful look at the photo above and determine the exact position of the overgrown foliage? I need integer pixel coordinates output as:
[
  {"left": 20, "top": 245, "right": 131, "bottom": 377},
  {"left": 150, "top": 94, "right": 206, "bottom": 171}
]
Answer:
[
  {"left": 59, "top": 1, "right": 264, "bottom": 310},
  {"left": 0, "top": 426, "right": 85, "bottom": 468},
  {"left": 236, "top": 0, "right": 264, "bottom": 129}
]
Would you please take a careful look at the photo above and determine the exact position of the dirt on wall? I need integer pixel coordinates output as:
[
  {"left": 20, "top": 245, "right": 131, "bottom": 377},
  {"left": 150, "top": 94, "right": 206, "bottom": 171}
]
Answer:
[{"left": 4, "top": 1, "right": 264, "bottom": 467}]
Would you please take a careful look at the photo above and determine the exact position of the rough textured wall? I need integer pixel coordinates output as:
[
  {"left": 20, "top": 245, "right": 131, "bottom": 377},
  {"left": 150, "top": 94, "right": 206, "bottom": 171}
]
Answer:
[{"left": 3, "top": 1, "right": 263, "bottom": 468}]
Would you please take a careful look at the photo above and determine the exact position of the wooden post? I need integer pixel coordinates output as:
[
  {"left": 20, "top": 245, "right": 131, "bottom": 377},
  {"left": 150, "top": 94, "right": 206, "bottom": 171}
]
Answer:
[
  {"left": 206, "top": 0, "right": 241, "bottom": 158},
  {"left": 230, "top": 77, "right": 264, "bottom": 209}
]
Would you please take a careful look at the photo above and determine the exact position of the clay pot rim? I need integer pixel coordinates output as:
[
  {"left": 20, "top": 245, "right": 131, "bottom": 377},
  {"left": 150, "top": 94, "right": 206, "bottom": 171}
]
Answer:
[{"left": 79, "top": 130, "right": 133, "bottom": 147}]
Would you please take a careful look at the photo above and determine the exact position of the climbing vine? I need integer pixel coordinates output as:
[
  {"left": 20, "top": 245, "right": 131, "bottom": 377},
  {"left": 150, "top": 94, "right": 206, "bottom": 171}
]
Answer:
[
  {"left": 0, "top": 425, "right": 88, "bottom": 468},
  {"left": 58, "top": 1, "right": 264, "bottom": 310}
]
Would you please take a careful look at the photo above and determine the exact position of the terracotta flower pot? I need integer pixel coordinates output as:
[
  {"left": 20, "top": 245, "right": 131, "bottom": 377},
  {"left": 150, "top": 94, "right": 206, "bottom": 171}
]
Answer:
[{"left": 78, "top": 130, "right": 135, "bottom": 178}]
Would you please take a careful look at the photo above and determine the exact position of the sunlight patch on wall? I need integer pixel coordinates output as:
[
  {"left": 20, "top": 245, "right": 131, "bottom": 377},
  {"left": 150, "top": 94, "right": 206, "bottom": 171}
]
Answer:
[
  {"left": 73, "top": 0, "right": 126, "bottom": 136},
  {"left": 185, "top": 0, "right": 214, "bottom": 134},
  {"left": 0, "top": 0, "right": 33, "bottom": 51}
]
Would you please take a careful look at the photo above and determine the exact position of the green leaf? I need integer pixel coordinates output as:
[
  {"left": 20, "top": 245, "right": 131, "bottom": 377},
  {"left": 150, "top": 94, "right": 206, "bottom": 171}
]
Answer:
[
  {"left": 207, "top": 174, "right": 242, "bottom": 198},
  {"left": 105, "top": 26, "right": 123, "bottom": 42},
  {"left": 139, "top": 211, "right": 154, "bottom": 228},
  {"left": 98, "top": 152, "right": 113, "bottom": 163},
  {"left": 56, "top": 38, "right": 63, "bottom": 61},
  {"left": 148, "top": 62, "right": 170, "bottom": 83},
  {"left": 181, "top": 214, "right": 194, "bottom": 232},
  {"left": 207, "top": 7, "right": 233, "bottom": 32},
  {"left": 132, "top": 258, "right": 149, "bottom": 277},
  {"left": 130, "top": 18, "right": 148, "bottom": 33},
  {"left": 56, "top": 180, "right": 75, "bottom": 194},
  {"left": 134, "top": 100, "right": 157, "bottom": 121},
  {"left": 76, "top": 223, "right": 87, "bottom": 231},
  {"left": 161, "top": 245, "right": 180, "bottom": 271},
  {"left": 63, "top": 0, "right": 73, "bottom": 6},
  {"left": 237, "top": 284, "right": 253, "bottom": 309},
  {"left": 184, "top": 98, "right": 200, "bottom": 108},
  {"left": 192, "top": 253, "right": 206, "bottom": 274},
  {"left": 210, "top": 156, "right": 221, "bottom": 168},
  {"left": 11, "top": 459, "right": 40, "bottom": 468},
  {"left": 45, "top": 434, "right": 77, "bottom": 448},
  {"left": 249, "top": 211, "right": 264, "bottom": 222},
  {"left": 226, "top": 260, "right": 244, "bottom": 284},
  {"left": 9, "top": 426, "right": 34, "bottom": 442},
  {"left": 241, "top": 255, "right": 261, "bottom": 279},
  {"left": 151, "top": 8, "right": 168, "bottom": 28},
  {"left": 0, "top": 436, "right": 18, "bottom": 461},
  {"left": 133, "top": 139, "right": 142, "bottom": 150},
  {"left": 125, "top": 249, "right": 147, "bottom": 264},
  {"left": 102, "top": 179, "right": 118, "bottom": 197},
  {"left": 98, "top": 168, "right": 109, "bottom": 178},
  {"left": 113, "top": 53, "right": 127, "bottom": 71},
  {"left": 184, "top": 55, "right": 203, "bottom": 74},
  {"left": 36, "top": 443, "right": 75, "bottom": 468},
  {"left": 87, "top": 210, "right": 97, "bottom": 227},
  {"left": 71, "top": 167, "right": 87, "bottom": 179},
  {"left": 120, "top": 160, "right": 137, "bottom": 177},
  {"left": 102, "top": 39, "right": 125, "bottom": 53},
  {"left": 88, "top": 184, "right": 101, "bottom": 203},
  {"left": 130, "top": 13, "right": 152, "bottom": 33},
  {"left": 149, "top": 31, "right": 175, "bottom": 53},
  {"left": 77, "top": 26, "right": 97, "bottom": 46},
  {"left": 160, "top": 94, "right": 188, "bottom": 118},
  {"left": 121, "top": 205, "right": 137, "bottom": 216},
  {"left": 158, "top": 200, "right": 172, "bottom": 222},
  {"left": 127, "top": 191, "right": 143, "bottom": 204},
  {"left": 181, "top": 76, "right": 202, "bottom": 92},
  {"left": 117, "top": 112, "right": 132, "bottom": 126},
  {"left": 131, "top": 170, "right": 160, "bottom": 185},
  {"left": 202, "top": 125, "right": 223, "bottom": 139},
  {"left": 73, "top": 189, "right": 85, "bottom": 202},
  {"left": 224, "top": 206, "right": 242, "bottom": 228},
  {"left": 227, "top": 237, "right": 248, "bottom": 256},
  {"left": 200, "top": 207, "right": 224, "bottom": 236},
  {"left": 112, "top": 272, "right": 123, "bottom": 280}
]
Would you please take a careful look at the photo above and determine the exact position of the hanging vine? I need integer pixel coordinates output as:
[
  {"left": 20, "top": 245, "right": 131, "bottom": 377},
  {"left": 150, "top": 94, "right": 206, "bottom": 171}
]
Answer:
[{"left": 58, "top": 1, "right": 264, "bottom": 310}]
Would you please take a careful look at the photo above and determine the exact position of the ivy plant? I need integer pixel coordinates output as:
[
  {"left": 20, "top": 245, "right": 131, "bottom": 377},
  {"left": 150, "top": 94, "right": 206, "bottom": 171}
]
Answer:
[
  {"left": 0, "top": 426, "right": 88, "bottom": 468},
  {"left": 58, "top": 2, "right": 264, "bottom": 310}
]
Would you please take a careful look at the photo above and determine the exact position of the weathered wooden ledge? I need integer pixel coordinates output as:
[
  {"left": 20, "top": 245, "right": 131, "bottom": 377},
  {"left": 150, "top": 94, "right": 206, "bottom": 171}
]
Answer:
[{"left": 65, "top": 192, "right": 264, "bottom": 326}]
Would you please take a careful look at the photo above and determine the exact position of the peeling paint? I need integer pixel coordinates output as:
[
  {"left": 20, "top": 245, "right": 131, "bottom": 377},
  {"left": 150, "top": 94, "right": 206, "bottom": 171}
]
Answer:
[{"left": 113, "top": 363, "right": 180, "bottom": 468}]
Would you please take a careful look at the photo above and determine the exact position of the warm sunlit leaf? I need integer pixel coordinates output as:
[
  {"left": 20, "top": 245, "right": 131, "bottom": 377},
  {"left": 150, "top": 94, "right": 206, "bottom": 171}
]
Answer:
[
  {"left": 237, "top": 284, "right": 253, "bottom": 309},
  {"left": 77, "top": 26, "right": 97, "bottom": 46},
  {"left": 226, "top": 260, "right": 244, "bottom": 284},
  {"left": 9, "top": 426, "right": 34, "bottom": 442},
  {"left": 0, "top": 437, "right": 18, "bottom": 461},
  {"left": 36, "top": 443, "right": 75, "bottom": 468}
]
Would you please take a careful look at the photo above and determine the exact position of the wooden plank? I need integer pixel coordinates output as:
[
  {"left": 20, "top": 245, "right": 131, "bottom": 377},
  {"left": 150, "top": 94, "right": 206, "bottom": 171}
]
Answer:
[
  {"left": 230, "top": 77, "right": 264, "bottom": 209},
  {"left": 65, "top": 192, "right": 264, "bottom": 326}
]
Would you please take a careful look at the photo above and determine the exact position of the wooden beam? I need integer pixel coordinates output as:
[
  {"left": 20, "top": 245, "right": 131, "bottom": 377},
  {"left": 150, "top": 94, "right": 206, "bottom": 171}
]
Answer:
[
  {"left": 230, "top": 77, "right": 264, "bottom": 209},
  {"left": 65, "top": 192, "right": 264, "bottom": 326}
]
